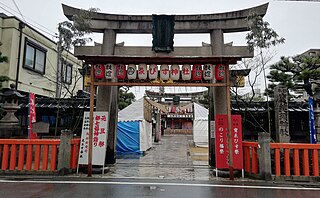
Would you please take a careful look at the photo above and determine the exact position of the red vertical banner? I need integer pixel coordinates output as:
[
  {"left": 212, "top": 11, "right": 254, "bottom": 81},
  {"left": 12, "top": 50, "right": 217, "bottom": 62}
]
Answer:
[
  {"left": 232, "top": 115, "right": 243, "bottom": 169},
  {"left": 215, "top": 114, "right": 229, "bottom": 169},
  {"left": 28, "top": 92, "right": 37, "bottom": 139},
  {"left": 215, "top": 114, "right": 243, "bottom": 170}
]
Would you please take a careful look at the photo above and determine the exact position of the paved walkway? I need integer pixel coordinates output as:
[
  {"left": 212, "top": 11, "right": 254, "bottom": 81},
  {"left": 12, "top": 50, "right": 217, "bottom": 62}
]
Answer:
[{"left": 103, "top": 135, "right": 214, "bottom": 181}]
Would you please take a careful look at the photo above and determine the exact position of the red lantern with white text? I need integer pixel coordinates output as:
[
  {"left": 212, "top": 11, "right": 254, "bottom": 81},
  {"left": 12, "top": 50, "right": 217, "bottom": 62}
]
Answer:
[
  {"left": 116, "top": 64, "right": 126, "bottom": 80},
  {"left": 94, "top": 64, "right": 105, "bottom": 79},
  {"left": 192, "top": 64, "right": 202, "bottom": 81},
  {"left": 215, "top": 64, "right": 225, "bottom": 81}
]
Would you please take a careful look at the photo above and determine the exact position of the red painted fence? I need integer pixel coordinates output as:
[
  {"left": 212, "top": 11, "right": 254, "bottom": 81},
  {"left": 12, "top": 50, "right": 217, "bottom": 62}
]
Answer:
[
  {"left": 243, "top": 141, "right": 320, "bottom": 177},
  {"left": 0, "top": 139, "right": 80, "bottom": 172}
]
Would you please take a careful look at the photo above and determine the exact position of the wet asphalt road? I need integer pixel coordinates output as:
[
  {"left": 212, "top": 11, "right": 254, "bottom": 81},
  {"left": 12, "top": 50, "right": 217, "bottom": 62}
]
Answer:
[{"left": 0, "top": 179, "right": 319, "bottom": 198}]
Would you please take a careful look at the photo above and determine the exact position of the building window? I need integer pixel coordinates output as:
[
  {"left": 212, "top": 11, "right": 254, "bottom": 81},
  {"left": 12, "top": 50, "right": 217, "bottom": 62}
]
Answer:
[
  {"left": 62, "top": 60, "right": 73, "bottom": 84},
  {"left": 23, "top": 38, "right": 47, "bottom": 74}
]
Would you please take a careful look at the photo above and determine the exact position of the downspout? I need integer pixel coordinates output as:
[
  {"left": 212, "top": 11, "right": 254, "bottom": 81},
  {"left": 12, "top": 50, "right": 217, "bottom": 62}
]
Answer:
[{"left": 15, "top": 22, "right": 25, "bottom": 90}]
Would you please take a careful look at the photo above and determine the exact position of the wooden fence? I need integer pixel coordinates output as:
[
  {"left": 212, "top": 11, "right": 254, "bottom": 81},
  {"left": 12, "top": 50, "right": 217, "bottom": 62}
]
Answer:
[
  {"left": 243, "top": 141, "right": 320, "bottom": 177},
  {"left": 0, "top": 139, "right": 80, "bottom": 172}
]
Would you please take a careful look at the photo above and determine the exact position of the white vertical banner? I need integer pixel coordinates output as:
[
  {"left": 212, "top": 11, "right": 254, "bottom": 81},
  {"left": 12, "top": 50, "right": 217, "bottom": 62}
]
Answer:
[{"left": 78, "top": 111, "right": 108, "bottom": 166}]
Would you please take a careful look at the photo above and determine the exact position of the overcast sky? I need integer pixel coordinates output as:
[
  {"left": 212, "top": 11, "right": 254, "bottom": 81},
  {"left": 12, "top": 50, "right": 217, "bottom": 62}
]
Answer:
[{"left": 1, "top": 0, "right": 320, "bottom": 98}]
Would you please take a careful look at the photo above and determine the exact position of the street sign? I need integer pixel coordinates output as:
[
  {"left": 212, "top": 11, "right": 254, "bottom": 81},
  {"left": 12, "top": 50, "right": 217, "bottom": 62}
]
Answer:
[{"left": 78, "top": 111, "right": 108, "bottom": 166}]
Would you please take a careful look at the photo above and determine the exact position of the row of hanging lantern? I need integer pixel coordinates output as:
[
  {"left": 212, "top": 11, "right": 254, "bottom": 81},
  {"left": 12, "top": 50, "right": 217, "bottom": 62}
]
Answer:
[{"left": 94, "top": 63, "right": 226, "bottom": 81}]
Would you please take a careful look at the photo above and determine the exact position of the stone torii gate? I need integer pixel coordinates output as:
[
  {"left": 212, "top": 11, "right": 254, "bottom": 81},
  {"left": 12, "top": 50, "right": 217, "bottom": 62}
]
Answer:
[{"left": 62, "top": 3, "right": 268, "bottom": 174}]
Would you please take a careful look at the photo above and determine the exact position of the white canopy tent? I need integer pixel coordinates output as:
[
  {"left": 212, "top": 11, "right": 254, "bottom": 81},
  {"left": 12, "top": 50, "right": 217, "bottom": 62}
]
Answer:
[
  {"left": 117, "top": 98, "right": 152, "bottom": 153},
  {"left": 193, "top": 103, "right": 209, "bottom": 147}
]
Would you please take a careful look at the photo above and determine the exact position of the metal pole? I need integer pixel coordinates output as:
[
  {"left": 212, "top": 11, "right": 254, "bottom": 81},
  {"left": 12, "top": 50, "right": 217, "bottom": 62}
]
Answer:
[
  {"left": 226, "top": 65, "right": 234, "bottom": 180},
  {"left": 88, "top": 65, "right": 95, "bottom": 177}
]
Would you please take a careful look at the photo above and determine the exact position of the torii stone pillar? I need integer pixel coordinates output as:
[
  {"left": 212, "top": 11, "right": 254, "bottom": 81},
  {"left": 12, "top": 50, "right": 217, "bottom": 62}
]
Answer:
[
  {"left": 97, "top": 29, "right": 118, "bottom": 164},
  {"left": 208, "top": 29, "right": 226, "bottom": 166}
]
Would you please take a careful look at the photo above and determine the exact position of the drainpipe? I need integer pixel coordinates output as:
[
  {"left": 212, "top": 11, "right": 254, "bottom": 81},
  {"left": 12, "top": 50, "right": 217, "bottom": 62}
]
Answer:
[{"left": 15, "top": 21, "right": 25, "bottom": 90}]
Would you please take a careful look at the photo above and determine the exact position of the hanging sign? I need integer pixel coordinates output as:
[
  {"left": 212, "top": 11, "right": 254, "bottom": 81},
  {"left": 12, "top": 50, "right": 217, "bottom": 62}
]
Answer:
[
  {"left": 148, "top": 64, "right": 158, "bottom": 80},
  {"left": 78, "top": 111, "right": 108, "bottom": 166},
  {"left": 215, "top": 64, "right": 226, "bottom": 81},
  {"left": 94, "top": 64, "right": 105, "bottom": 79},
  {"left": 105, "top": 63, "right": 115, "bottom": 79},
  {"left": 127, "top": 64, "right": 137, "bottom": 79},
  {"left": 192, "top": 64, "right": 202, "bottom": 80},
  {"left": 116, "top": 64, "right": 126, "bottom": 80},
  {"left": 160, "top": 64, "right": 170, "bottom": 80},
  {"left": 203, "top": 64, "right": 213, "bottom": 80},
  {"left": 170, "top": 64, "right": 180, "bottom": 80},
  {"left": 138, "top": 63, "right": 147, "bottom": 80},
  {"left": 182, "top": 64, "right": 191, "bottom": 80}
]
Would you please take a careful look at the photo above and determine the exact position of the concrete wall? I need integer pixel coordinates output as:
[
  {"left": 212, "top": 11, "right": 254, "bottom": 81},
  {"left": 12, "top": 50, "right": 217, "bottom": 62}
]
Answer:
[{"left": 0, "top": 16, "right": 83, "bottom": 98}]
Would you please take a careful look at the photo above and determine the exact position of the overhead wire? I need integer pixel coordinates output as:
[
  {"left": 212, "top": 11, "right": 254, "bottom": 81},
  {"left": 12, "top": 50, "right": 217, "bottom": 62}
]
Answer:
[{"left": 0, "top": 2, "right": 57, "bottom": 38}]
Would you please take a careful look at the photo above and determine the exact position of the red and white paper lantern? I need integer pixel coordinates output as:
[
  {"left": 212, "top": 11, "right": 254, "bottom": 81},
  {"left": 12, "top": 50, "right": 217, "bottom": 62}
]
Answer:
[
  {"left": 116, "top": 64, "right": 126, "bottom": 80},
  {"left": 182, "top": 64, "right": 191, "bottom": 80},
  {"left": 160, "top": 64, "right": 170, "bottom": 80},
  {"left": 138, "top": 63, "right": 147, "bottom": 80},
  {"left": 192, "top": 64, "right": 202, "bottom": 81},
  {"left": 170, "top": 64, "right": 180, "bottom": 81},
  {"left": 203, "top": 64, "right": 213, "bottom": 80},
  {"left": 94, "top": 64, "right": 105, "bottom": 79},
  {"left": 215, "top": 64, "right": 226, "bottom": 81},
  {"left": 105, "top": 63, "right": 114, "bottom": 79},
  {"left": 148, "top": 64, "right": 158, "bottom": 80},
  {"left": 127, "top": 64, "right": 137, "bottom": 79}
]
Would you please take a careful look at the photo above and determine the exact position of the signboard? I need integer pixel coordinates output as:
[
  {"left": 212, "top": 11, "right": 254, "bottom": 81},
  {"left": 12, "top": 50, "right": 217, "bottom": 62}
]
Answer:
[
  {"left": 28, "top": 92, "right": 37, "bottom": 139},
  {"left": 308, "top": 97, "right": 317, "bottom": 144},
  {"left": 231, "top": 115, "right": 243, "bottom": 169},
  {"left": 215, "top": 114, "right": 228, "bottom": 169},
  {"left": 78, "top": 111, "right": 108, "bottom": 166},
  {"left": 215, "top": 114, "right": 243, "bottom": 170}
]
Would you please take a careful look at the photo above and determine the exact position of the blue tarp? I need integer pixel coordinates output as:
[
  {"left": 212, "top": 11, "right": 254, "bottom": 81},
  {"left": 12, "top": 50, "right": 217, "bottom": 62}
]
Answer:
[{"left": 116, "top": 121, "right": 141, "bottom": 154}]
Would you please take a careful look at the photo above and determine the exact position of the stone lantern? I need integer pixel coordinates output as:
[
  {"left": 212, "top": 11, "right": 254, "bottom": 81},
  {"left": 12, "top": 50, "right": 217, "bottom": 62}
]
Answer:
[{"left": 0, "top": 84, "right": 25, "bottom": 138}]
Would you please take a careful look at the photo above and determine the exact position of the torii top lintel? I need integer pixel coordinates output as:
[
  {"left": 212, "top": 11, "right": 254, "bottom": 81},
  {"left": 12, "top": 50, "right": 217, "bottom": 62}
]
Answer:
[{"left": 62, "top": 3, "right": 268, "bottom": 34}]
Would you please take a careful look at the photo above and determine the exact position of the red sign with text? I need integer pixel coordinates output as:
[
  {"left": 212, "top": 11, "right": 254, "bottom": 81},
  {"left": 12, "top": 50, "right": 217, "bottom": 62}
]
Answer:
[
  {"left": 215, "top": 114, "right": 229, "bottom": 169},
  {"left": 231, "top": 115, "right": 243, "bottom": 169},
  {"left": 215, "top": 114, "right": 243, "bottom": 170}
]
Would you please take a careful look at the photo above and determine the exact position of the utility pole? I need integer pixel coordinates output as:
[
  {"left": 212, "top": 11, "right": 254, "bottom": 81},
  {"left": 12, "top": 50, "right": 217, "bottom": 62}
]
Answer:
[{"left": 56, "top": 24, "right": 63, "bottom": 98}]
